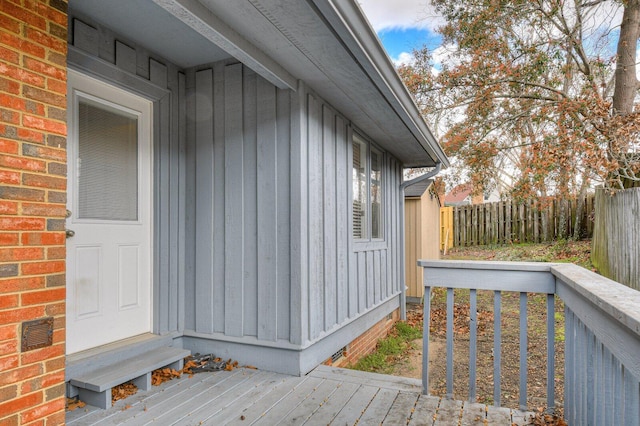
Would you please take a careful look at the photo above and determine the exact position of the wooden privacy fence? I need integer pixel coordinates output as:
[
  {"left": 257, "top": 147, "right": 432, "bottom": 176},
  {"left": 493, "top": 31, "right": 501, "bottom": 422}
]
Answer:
[
  {"left": 443, "top": 196, "right": 595, "bottom": 247},
  {"left": 440, "top": 206, "right": 454, "bottom": 251},
  {"left": 592, "top": 187, "right": 640, "bottom": 291}
]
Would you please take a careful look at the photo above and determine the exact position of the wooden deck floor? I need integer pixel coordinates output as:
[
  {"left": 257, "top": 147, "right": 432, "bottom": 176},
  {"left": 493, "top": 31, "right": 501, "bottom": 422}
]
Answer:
[{"left": 66, "top": 365, "right": 533, "bottom": 425}]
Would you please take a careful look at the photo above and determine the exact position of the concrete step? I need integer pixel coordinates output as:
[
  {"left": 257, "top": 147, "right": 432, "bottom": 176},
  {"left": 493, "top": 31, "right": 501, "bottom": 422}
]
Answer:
[{"left": 68, "top": 346, "right": 190, "bottom": 409}]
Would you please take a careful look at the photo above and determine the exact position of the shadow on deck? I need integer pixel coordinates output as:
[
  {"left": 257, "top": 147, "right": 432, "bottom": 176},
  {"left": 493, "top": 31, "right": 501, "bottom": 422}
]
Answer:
[{"left": 66, "top": 365, "right": 532, "bottom": 425}]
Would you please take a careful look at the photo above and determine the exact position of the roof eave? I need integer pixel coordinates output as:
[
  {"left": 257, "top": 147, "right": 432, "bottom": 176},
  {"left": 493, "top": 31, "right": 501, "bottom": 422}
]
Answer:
[{"left": 309, "top": 0, "right": 450, "bottom": 168}]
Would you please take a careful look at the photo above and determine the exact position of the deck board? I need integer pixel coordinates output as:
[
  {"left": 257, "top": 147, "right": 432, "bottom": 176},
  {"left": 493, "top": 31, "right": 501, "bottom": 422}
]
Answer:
[
  {"left": 460, "top": 401, "right": 488, "bottom": 425},
  {"left": 275, "top": 379, "right": 339, "bottom": 425},
  {"left": 434, "top": 398, "right": 463, "bottom": 425},
  {"left": 310, "top": 364, "right": 423, "bottom": 391},
  {"left": 66, "top": 366, "right": 534, "bottom": 425},
  {"left": 486, "top": 406, "right": 514, "bottom": 424},
  {"left": 123, "top": 368, "right": 254, "bottom": 424},
  {"left": 383, "top": 391, "right": 420, "bottom": 424},
  {"left": 199, "top": 372, "right": 294, "bottom": 425},
  {"left": 355, "top": 387, "right": 398, "bottom": 425},
  {"left": 249, "top": 376, "right": 326, "bottom": 425},
  {"left": 408, "top": 394, "right": 440, "bottom": 425},
  {"left": 301, "top": 381, "right": 360, "bottom": 425},
  {"left": 158, "top": 370, "right": 269, "bottom": 424},
  {"left": 223, "top": 374, "right": 310, "bottom": 426},
  {"left": 328, "top": 383, "right": 378, "bottom": 425}
]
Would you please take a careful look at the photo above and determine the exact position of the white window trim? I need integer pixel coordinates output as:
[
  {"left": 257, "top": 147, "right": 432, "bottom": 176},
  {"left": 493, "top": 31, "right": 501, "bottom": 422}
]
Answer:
[{"left": 352, "top": 132, "right": 385, "bottom": 243}]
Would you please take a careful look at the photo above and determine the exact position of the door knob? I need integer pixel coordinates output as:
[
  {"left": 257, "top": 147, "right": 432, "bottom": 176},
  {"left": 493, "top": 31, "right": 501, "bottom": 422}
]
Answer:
[{"left": 65, "top": 229, "right": 75, "bottom": 238}]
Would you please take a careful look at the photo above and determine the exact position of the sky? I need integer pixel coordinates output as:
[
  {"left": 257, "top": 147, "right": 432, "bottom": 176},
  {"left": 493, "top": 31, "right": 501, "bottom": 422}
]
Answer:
[
  {"left": 358, "top": 0, "right": 638, "bottom": 76},
  {"left": 357, "top": 0, "right": 443, "bottom": 65},
  {"left": 357, "top": 0, "right": 639, "bottom": 188}
]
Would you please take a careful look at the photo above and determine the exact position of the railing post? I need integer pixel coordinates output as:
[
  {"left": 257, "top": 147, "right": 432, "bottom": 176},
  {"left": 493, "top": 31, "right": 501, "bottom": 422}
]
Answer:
[
  {"left": 469, "top": 289, "right": 477, "bottom": 402},
  {"left": 422, "top": 285, "right": 431, "bottom": 395},
  {"left": 519, "top": 292, "right": 527, "bottom": 411},
  {"left": 546, "top": 293, "right": 555, "bottom": 411},
  {"left": 493, "top": 290, "right": 502, "bottom": 407},
  {"left": 446, "top": 288, "right": 454, "bottom": 399}
]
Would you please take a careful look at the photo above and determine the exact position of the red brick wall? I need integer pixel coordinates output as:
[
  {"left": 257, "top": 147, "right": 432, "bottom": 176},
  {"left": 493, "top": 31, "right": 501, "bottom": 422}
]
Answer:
[
  {"left": 325, "top": 309, "right": 399, "bottom": 368},
  {"left": 0, "top": 0, "right": 68, "bottom": 424}
]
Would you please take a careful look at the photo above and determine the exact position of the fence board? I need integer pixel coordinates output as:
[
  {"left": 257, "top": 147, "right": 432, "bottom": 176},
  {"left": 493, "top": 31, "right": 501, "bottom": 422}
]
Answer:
[
  {"left": 440, "top": 207, "right": 454, "bottom": 251},
  {"left": 592, "top": 188, "right": 640, "bottom": 290},
  {"left": 442, "top": 196, "right": 594, "bottom": 247}
]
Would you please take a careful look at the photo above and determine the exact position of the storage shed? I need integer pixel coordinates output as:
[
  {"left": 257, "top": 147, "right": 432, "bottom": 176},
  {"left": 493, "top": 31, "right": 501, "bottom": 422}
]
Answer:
[{"left": 404, "top": 179, "right": 441, "bottom": 302}]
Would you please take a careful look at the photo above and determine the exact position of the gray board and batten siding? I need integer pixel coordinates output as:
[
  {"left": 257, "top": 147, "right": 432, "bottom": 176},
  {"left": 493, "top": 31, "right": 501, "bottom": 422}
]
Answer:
[
  {"left": 182, "top": 66, "right": 405, "bottom": 373},
  {"left": 67, "top": 14, "right": 406, "bottom": 376}
]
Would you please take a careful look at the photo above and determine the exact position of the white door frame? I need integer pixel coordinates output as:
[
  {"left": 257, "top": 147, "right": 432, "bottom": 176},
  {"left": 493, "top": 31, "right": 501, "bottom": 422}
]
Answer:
[{"left": 66, "top": 69, "right": 154, "bottom": 354}]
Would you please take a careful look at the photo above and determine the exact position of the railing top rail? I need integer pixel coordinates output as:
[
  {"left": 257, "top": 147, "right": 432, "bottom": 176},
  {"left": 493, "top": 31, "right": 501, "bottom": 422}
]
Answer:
[
  {"left": 419, "top": 260, "right": 556, "bottom": 293},
  {"left": 552, "top": 263, "right": 640, "bottom": 337},
  {"left": 419, "top": 259, "right": 640, "bottom": 338},
  {"left": 418, "top": 259, "right": 556, "bottom": 272}
]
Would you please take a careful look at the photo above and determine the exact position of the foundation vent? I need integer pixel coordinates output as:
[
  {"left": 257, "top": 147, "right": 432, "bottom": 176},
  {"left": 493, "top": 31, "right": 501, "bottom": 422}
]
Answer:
[
  {"left": 331, "top": 346, "right": 347, "bottom": 363},
  {"left": 21, "top": 317, "right": 53, "bottom": 352}
]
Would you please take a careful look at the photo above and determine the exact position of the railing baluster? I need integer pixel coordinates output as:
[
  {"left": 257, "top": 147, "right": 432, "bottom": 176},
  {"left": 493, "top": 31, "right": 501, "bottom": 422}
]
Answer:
[
  {"left": 565, "top": 307, "right": 575, "bottom": 422},
  {"left": 595, "top": 336, "right": 604, "bottom": 425},
  {"left": 613, "top": 352, "right": 623, "bottom": 425},
  {"left": 446, "top": 287, "right": 454, "bottom": 399},
  {"left": 623, "top": 364, "right": 640, "bottom": 424},
  {"left": 469, "top": 288, "right": 477, "bottom": 402},
  {"left": 604, "top": 343, "right": 613, "bottom": 426},
  {"left": 493, "top": 290, "right": 501, "bottom": 407},
  {"left": 422, "top": 285, "right": 431, "bottom": 395},
  {"left": 546, "top": 293, "right": 555, "bottom": 410},
  {"left": 583, "top": 322, "right": 590, "bottom": 426},
  {"left": 519, "top": 291, "right": 527, "bottom": 411},
  {"left": 587, "top": 324, "right": 595, "bottom": 423}
]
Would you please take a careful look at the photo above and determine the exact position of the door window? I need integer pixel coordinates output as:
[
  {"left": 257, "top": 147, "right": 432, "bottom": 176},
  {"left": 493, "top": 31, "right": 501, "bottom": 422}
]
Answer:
[{"left": 77, "top": 98, "right": 139, "bottom": 221}]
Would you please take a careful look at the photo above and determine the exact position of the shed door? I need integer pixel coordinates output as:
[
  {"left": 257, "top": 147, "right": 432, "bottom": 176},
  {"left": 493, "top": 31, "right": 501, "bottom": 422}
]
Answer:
[{"left": 66, "top": 70, "right": 153, "bottom": 354}]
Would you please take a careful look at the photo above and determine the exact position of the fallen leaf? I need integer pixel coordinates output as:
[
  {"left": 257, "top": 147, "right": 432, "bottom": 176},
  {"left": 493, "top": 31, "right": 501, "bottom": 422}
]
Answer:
[
  {"left": 66, "top": 398, "right": 86, "bottom": 412},
  {"left": 112, "top": 382, "right": 138, "bottom": 404}
]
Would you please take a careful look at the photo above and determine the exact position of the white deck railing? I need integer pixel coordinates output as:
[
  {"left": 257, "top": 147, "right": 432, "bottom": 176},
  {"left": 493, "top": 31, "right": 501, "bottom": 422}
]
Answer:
[{"left": 418, "top": 260, "right": 640, "bottom": 426}]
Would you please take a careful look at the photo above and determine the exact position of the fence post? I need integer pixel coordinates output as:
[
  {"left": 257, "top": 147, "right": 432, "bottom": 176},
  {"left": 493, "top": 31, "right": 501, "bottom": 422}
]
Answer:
[
  {"left": 506, "top": 202, "right": 512, "bottom": 243},
  {"left": 498, "top": 201, "right": 504, "bottom": 244},
  {"left": 452, "top": 207, "right": 457, "bottom": 247},
  {"left": 472, "top": 205, "right": 478, "bottom": 246},
  {"left": 541, "top": 202, "right": 549, "bottom": 242},
  {"left": 533, "top": 201, "right": 540, "bottom": 243},
  {"left": 518, "top": 204, "right": 524, "bottom": 243}
]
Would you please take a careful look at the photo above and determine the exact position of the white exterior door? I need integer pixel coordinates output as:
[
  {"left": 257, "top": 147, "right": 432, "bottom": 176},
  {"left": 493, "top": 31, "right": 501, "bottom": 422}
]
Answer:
[{"left": 66, "top": 70, "right": 153, "bottom": 354}]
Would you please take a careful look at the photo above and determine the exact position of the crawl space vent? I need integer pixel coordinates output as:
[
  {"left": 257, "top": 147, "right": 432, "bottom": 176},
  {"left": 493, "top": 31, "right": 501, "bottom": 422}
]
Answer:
[{"left": 21, "top": 317, "right": 53, "bottom": 352}]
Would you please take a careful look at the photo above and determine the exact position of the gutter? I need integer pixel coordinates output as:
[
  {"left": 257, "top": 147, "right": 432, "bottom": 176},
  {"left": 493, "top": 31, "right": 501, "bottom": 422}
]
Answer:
[
  {"left": 401, "top": 163, "right": 443, "bottom": 189},
  {"left": 399, "top": 163, "right": 442, "bottom": 319}
]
